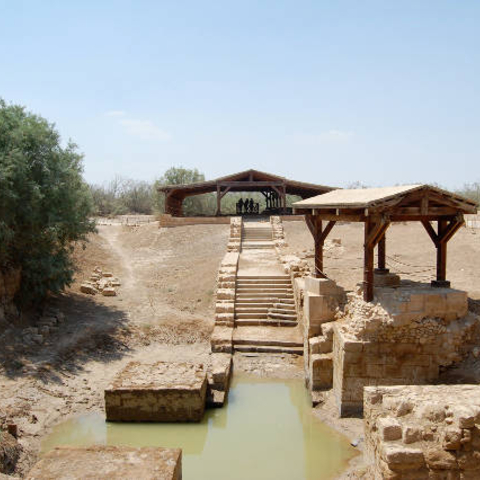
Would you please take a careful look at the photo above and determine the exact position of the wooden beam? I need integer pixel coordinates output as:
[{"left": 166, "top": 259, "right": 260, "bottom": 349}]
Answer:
[
  {"left": 421, "top": 220, "right": 439, "bottom": 246},
  {"left": 216, "top": 185, "right": 221, "bottom": 216},
  {"left": 319, "top": 220, "right": 336, "bottom": 243},
  {"left": 438, "top": 217, "right": 464, "bottom": 244}
]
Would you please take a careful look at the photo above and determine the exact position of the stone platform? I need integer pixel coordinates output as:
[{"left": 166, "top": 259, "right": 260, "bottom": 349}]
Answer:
[
  {"left": 105, "top": 361, "right": 207, "bottom": 422},
  {"left": 364, "top": 385, "right": 480, "bottom": 479},
  {"left": 25, "top": 446, "right": 182, "bottom": 479}
]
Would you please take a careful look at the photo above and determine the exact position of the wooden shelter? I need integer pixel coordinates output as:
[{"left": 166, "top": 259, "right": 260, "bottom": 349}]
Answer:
[
  {"left": 293, "top": 185, "right": 477, "bottom": 302},
  {"left": 157, "top": 169, "right": 334, "bottom": 216}
]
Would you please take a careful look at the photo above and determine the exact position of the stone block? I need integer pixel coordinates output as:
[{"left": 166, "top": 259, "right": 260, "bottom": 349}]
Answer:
[
  {"left": 309, "top": 336, "right": 332, "bottom": 354},
  {"left": 80, "top": 283, "right": 97, "bottom": 295},
  {"left": 378, "top": 418, "right": 403, "bottom": 441},
  {"left": 215, "top": 302, "right": 234, "bottom": 314},
  {"left": 25, "top": 446, "right": 182, "bottom": 480},
  {"left": 210, "top": 326, "right": 233, "bottom": 353},
  {"left": 310, "top": 353, "right": 333, "bottom": 390},
  {"left": 403, "top": 425, "right": 422, "bottom": 444},
  {"left": 102, "top": 287, "right": 117, "bottom": 296},
  {"left": 381, "top": 444, "right": 425, "bottom": 468},
  {"left": 105, "top": 362, "right": 207, "bottom": 422},
  {"left": 305, "top": 276, "right": 342, "bottom": 296},
  {"left": 216, "top": 288, "right": 235, "bottom": 301}
]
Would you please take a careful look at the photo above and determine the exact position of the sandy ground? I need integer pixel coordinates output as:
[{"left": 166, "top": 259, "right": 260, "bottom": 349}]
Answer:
[
  {"left": 1, "top": 219, "right": 479, "bottom": 477},
  {"left": 283, "top": 220, "right": 480, "bottom": 299}
]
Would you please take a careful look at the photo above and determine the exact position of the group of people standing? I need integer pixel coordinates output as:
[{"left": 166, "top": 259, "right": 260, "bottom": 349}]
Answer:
[{"left": 236, "top": 198, "right": 259, "bottom": 214}]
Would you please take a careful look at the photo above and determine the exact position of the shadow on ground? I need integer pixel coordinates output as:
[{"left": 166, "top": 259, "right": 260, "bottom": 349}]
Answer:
[{"left": 0, "top": 292, "right": 131, "bottom": 383}]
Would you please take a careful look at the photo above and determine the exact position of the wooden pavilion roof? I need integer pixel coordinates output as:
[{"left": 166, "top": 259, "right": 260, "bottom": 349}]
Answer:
[
  {"left": 294, "top": 184, "right": 477, "bottom": 220},
  {"left": 157, "top": 169, "right": 335, "bottom": 197}
]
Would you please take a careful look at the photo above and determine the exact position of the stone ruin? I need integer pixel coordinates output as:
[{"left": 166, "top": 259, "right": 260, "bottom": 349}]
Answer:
[
  {"left": 105, "top": 356, "right": 233, "bottom": 423},
  {"left": 364, "top": 385, "right": 480, "bottom": 479},
  {"left": 80, "top": 266, "right": 120, "bottom": 296},
  {"left": 227, "top": 216, "right": 242, "bottom": 252},
  {"left": 25, "top": 445, "right": 182, "bottom": 480}
]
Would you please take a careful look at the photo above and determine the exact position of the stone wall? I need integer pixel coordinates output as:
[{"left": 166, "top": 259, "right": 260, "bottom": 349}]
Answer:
[
  {"left": 26, "top": 446, "right": 182, "bottom": 480},
  {"left": 105, "top": 362, "right": 207, "bottom": 422},
  {"left": 159, "top": 214, "right": 231, "bottom": 228},
  {"left": 302, "top": 277, "right": 346, "bottom": 403},
  {"left": 364, "top": 385, "right": 480, "bottom": 479},
  {"left": 0, "top": 268, "right": 21, "bottom": 326},
  {"left": 333, "top": 286, "right": 479, "bottom": 416}
]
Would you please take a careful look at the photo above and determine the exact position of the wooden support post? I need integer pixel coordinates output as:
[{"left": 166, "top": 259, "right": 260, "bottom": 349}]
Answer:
[
  {"left": 216, "top": 185, "right": 221, "bottom": 216},
  {"left": 363, "top": 217, "right": 390, "bottom": 301},
  {"left": 375, "top": 234, "right": 389, "bottom": 274},
  {"left": 305, "top": 216, "right": 336, "bottom": 279},
  {"left": 364, "top": 220, "right": 375, "bottom": 302},
  {"left": 432, "top": 219, "right": 449, "bottom": 288}
]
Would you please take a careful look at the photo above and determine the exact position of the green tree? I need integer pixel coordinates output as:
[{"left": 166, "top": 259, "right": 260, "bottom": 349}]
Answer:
[
  {"left": 155, "top": 167, "right": 216, "bottom": 215},
  {"left": 0, "top": 99, "right": 95, "bottom": 305}
]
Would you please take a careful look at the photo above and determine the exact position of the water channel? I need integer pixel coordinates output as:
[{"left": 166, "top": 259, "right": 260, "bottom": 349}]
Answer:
[{"left": 42, "top": 375, "right": 356, "bottom": 479}]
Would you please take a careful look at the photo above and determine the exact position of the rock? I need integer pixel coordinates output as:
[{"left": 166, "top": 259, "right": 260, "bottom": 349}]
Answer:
[
  {"left": 102, "top": 272, "right": 113, "bottom": 277},
  {"left": 102, "top": 287, "right": 117, "bottom": 297},
  {"left": 378, "top": 418, "right": 402, "bottom": 441},
  {"left": 80, "top": 283, "right": 97, "bottom": 295},
  {"left": 442, "top": 427, "right": 462, "bottom": 451}
]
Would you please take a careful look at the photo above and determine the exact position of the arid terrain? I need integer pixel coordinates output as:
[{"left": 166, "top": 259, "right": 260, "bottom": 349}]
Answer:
[{"left": 1, "top": 219, "right": 480, "bottom": 477}]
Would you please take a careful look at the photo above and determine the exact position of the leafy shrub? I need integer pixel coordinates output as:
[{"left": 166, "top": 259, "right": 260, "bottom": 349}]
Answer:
[{"left": 0, "top": 99, "right": 95, "bottom": 305}]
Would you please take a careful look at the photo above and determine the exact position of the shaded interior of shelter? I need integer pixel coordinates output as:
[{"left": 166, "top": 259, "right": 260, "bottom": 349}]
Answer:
[{"left": 157, "top": 169, "right": 335, "bottom": 216}]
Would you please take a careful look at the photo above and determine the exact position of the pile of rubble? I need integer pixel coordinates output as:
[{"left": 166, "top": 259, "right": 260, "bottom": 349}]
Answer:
[
  {"left": 80, "top": 267, "right": 120, "bottom": 296},
  {"left": 22, "top": 308, "right": 65, "bottom": 346}
]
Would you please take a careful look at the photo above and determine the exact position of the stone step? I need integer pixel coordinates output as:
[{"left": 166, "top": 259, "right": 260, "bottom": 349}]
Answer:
[
  {"left": 234, "top": 336, "right": 302, "bottom": 348},
  {"left": 236, "top": 285, "right": 293, "bottom": 291},
  {"left": 269, "top": 307, "right": 296, "bottom": 315},
  {"left": 235, "top": 312, "right": 269, "bottom": 319},
  {"left": 236, "top": 293, "right": 294, "bottom": 300},
  {"left": 235, "top": 301, "right": 275, "bottom": 307},
  {"left": 235, "top": 319, "right": 298, "bottom": 327},
  {"left": 268, "top": 312, "right": 297, "bottom": 320},
  {"left": 237, "top": 275, "right": 290, "bottom": 280},
  {"left": 273, "top": 301, "right": 296, "bottom": 308},
  {"left": 233, "top": 344, "right": 303, "bottom": 355},
  {"left": 236, "top": 279, "right": 291, "bottom": 285},
  {"left": 235, "top": 307, "right": 270, "bottom": 314}
]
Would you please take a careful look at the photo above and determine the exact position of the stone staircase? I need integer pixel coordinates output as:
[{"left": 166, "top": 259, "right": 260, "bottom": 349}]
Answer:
[
  {"left": 233, "top": 274, "right": 303, "bottom": 355},
  {"left": 235, "top": 275, "right": 297, "bottom": 326},
  {"left": 233, "top": 326, "right": 303, "bottom": 355},
  {"left": 241, "top": 223, "right": 274, "bottom": 250}
]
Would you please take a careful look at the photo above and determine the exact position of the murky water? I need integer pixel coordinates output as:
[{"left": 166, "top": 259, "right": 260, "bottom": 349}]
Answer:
[{"left": 42, "top": 376, "right": 356, "bottom": 480}]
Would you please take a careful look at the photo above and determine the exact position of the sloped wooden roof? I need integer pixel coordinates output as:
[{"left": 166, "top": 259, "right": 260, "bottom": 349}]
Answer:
[
  {"left": 158, "top": 169, "right": 335, "bottom": 198},
  {"left": 294, "top": 184, "right": 477, "bottom": 219}
]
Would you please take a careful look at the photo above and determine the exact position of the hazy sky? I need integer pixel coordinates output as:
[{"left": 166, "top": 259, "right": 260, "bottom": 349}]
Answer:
[{"left": 1, "top": 1, "right": 479, "bottom": 189}]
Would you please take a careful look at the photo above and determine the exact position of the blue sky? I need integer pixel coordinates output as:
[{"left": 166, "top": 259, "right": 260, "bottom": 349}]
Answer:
[{"left": 1, "top": 1, "right": 479, "bottom": 188}]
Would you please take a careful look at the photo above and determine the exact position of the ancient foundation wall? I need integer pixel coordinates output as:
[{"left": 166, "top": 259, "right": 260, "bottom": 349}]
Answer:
[
  {"left": 159, "top": 213, "right": 305, "bottom": 228},
  {"left": 105, "top": 362, "right": 207, "bottom": 422},
  {"left": 26, "top": 446, "right": 182, "bottom": 480},
  {"left": 364, "top": 385, "right": 480, "bottom": 479},
  {"left": 159, "top": 214, "right": 231, "bottom": 227},
  {"left": 333, "top": 287, "right": 478, "bottom": 416}
]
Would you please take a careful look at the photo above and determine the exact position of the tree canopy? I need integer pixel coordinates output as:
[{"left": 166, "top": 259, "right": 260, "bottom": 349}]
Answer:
[{"left": 0, "top": 99, "right": 95, "bottom": 305}]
